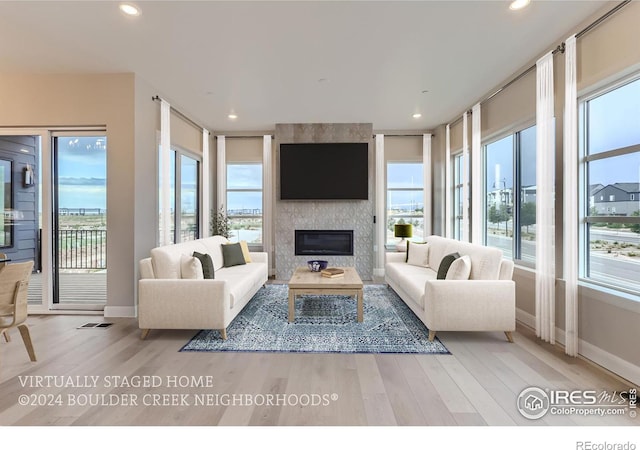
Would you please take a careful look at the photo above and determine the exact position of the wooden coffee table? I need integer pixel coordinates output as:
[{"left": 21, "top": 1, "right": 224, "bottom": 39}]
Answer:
[{"left": 288, "top": 266, "right": 364, "bottom": 323}]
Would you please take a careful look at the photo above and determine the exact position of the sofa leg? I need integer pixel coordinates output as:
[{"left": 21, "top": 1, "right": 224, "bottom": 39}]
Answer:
[
  {"left": 140, "top": 329, "right": 150, "bottom": 340},
  {"left": 220, "top": 328, "right": 227, "bottom": 340},
  {"left": 505, "top": 331, "right": 514, "bottom": 343},
  {"left": 428, "top": 330, "right": 436, "bottom": 342}
]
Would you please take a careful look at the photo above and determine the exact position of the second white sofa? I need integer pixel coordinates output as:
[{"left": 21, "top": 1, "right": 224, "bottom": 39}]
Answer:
[
  {"left": 385, "top": 235, "right": 515, "bottom": 342},
  {"left": 138, "top": 236, "right": 268, "bottom": 340}
]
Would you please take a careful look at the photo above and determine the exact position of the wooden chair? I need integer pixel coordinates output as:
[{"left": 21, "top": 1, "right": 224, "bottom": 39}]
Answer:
[{"left": 0, "top": 261, "right": 36, "bottom": 362}]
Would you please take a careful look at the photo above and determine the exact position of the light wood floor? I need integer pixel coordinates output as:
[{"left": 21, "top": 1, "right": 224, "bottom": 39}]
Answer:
[{"left": 0, "top": 314, "right": 637, "bottom": 426}]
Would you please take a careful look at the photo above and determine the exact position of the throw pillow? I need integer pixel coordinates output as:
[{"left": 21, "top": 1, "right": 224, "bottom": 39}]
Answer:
[
  {"left": 437, "top": 252, "right": 460, "bottom": 280},
  {"left": 222, "top": 242, "right": 247, "bottom": 268},
  {"left": 180, "top": 254, "right": 204, "bottom": 279},
  {"left": 445, "top": 254, "right": 472, "bottom": 280},
  {"left": 239, "top": 240, "right": 252, "bottom": 263},
  {"left": 192, "top": 252, "right": 215, "bottom": 279},
  {"left": 406, "top": 242, "right": 430, "bottom": 268}
]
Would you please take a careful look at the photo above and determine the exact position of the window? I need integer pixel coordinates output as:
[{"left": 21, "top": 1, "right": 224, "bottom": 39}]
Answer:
[
  {"left": 452, "top": 152, "right": 465, "bottom": 240},
  {"left": 580, "top": 76, "right": 640, "bottom": 293},
  {"left": 484, "top": 125, "right": 536, "bottom": 264},
  {"left": 226, "top": 163, "right": 262, "bottom": 245},
  {"left": 386, "top": 162, "right": 423, "bottom": 245},
  {"left": 158, "top": 147, "right": 200, "bottom": 244}
]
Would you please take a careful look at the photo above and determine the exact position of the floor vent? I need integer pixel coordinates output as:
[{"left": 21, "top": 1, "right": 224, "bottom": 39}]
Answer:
[{"left": 77, "top": 322, "right": 113, "bottom": 329}]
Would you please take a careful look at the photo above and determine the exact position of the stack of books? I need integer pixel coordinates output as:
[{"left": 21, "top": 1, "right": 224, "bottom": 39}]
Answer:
[{"left": 321, "top": 267, "right": 345, "bottom": 278}]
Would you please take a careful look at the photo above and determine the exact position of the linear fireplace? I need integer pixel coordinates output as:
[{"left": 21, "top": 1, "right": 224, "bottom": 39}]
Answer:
[{"left": 295, "top": 230, "right": 354, "bottom": 256}]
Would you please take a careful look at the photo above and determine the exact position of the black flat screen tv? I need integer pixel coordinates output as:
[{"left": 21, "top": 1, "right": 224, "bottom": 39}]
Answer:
[{"left": 279, "top": 143, "right": 368, "bottom": 200}]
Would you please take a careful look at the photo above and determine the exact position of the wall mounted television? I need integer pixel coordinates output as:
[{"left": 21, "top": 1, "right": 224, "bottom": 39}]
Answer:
[{"left": 279, "top": 142, "right": 368, "bottom": 200}]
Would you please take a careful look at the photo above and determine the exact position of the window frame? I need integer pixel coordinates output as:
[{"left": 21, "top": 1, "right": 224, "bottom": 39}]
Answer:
[
  {"left": 226, "top": 161, "right": 263, "bottom": 248},
  {"left": 386, "top": 161, "right": 424, "bottom": 246},
  {"left": 451, "top": 150, "right": 465, "bottom": 240},
  {"left": 578, "top": 72, "right": 640, "bottom": 296},
  {"left": 482, "top": 121, "right": 537, "bottom": 267}
]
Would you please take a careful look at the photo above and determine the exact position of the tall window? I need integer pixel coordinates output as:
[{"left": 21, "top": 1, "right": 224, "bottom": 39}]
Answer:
[
  {"left": 580, "top": 76, "right": 640, "bottom": 293},
  {"left": 159, "top": 147, "right": 200, "bottom": 244},
  {"left": 452, "top": 152, "right": 465, "bottom": 240},
  {"left": 484, "top": 125, "right": 536, "bottom": 263},
  {"left": 226, "top": 163, "right": 262, "bottom": 245},
  {"left": 386, "top": 162, "right": 424, "bottom": 245}
]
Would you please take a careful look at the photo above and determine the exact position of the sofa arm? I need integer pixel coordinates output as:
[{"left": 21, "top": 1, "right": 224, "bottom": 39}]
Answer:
[
  {"left": 385, "top": 252, "right": 406, "bottom": 264},
  {"left": 138, "top": 279, "right": 230, "bottom": 329},
  {"left": 423, "top": 280, "right": 515, "bottom": 332}
]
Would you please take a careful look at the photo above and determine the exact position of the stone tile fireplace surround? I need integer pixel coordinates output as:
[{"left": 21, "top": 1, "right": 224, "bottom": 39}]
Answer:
[{"left": 274, "top": 123, "right": 374, "bottom": 280}]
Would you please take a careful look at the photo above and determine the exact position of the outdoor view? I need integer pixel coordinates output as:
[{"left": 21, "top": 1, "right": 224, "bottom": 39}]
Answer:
[
  {"left": 226, "top": 163, "right": 263, "bottom": 244},
  {"left": 55, "top": 135, "right": 107, "bottom": 305},
  {"left": 387, "top": 162, "right": 424, "bottom": 245},
  {"left": 583, "top": 76, "right": 640, "bottom": 291}
]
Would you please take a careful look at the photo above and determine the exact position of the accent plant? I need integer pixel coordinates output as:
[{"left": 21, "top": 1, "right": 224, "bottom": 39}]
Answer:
[{"left": 210, "top": 205, "right": 230, "bottom": 238}]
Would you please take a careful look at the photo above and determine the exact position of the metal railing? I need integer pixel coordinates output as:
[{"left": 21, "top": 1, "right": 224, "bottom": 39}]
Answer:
[{"left": 58, "top": 229, "right": 107, "bottom": 270}]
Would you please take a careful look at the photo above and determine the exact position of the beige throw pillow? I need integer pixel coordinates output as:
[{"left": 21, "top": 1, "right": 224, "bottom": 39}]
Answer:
[
  {"left": 239, "top": 240, "right": 252, "bottom": 263},
  {"left": 406, "top": 242, "right": 430, "bottom": 268},
  {"left": 445, "top": 254, "right": 471, "bottom": 280},
  {"left": 181, "top": 254, "right": 204, "bottom": 279}
]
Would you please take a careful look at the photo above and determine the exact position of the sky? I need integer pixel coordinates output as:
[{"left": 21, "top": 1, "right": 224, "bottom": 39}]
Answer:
[{"left": 57, "top": 136, "right": 106, "bottom": 210}]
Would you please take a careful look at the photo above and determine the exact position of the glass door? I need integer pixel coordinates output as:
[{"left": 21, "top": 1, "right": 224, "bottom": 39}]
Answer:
[{"left": 52, "top": 134, "right": 107, "bottom": 309}]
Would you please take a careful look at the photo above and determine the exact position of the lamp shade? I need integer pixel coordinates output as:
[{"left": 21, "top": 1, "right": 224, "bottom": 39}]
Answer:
[{"left": 394, "top": 223, "right": 413, "bottom": 239}]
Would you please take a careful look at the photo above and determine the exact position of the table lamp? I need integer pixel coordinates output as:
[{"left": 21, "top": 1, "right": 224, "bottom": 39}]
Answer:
[{"left": 394, "top": 223, "right": 413, "bottom": 252}]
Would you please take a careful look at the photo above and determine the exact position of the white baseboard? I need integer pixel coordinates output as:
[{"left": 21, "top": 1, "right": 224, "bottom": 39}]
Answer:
[
  {"left": 373, "top": 268, "right": 385, "bottom": 278},
  {"left": 579, "top": 339, "right": 640, "bottom": 386},
  {"left": 516, "top": 308, "right": 639, "bottom": 386},
  {"left": 104, "top": 306, "right": 136, "bottom": 318}
]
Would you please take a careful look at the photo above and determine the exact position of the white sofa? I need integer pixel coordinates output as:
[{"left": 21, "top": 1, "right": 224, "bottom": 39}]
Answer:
[
  {"left": 385, "top": 235, "right": 515, "bottom": 342},
  {"left": 138, "top": 236, "right": 268, "bottom": 340}
]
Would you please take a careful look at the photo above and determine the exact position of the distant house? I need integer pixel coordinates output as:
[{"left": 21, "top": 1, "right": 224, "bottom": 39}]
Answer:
[{"left": 591, "top": 183, "right": 640, "bottom": 216}]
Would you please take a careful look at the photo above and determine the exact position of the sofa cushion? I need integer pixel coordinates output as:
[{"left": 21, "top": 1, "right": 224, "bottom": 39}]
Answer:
[
  {"left": 406, "top": 242, "right": 429, "bottom": 268},
  {"left": 437, "top": 252, "right": 460, "bottom": 279},
  {"left": 200, "top": 236, "right": 229, "bottom": 271},
  {"left": 222, "top": 243, "right": 247, "bottom": 267},
  {"left": 215, "top": 263, "right": 266, "bottom": 308},
  {"left": 192, "top": 252, "right": 214, "bottom": 279},
  {"left": 239, "top": 240, "right": 252, "bottom": 263},
  {"left": 151, "top": 240, "right": 209, "bottom": 279},
  {"left": 425, "top": 235, "right": 503, "bottom": 280},
  {"left": 181, "top": 254, "right": 204, "bottom": 279},
  {"left": 445, "top": 254, "right": 471, "bottom": 280},
  {"left": 385, "top": 262, "right": 437, "bottom": 309}
]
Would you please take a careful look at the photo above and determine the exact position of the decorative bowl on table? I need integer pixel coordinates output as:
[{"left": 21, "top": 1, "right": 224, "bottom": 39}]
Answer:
[{"left": 307, "top": 260, "right": 329, "bottom": 272}]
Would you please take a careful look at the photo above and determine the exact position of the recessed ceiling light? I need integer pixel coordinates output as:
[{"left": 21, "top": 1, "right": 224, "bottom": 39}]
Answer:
[
  {"left": 228, "top": 114, "right": 238, "bottom": 120},
  {"left": 119, "top": 3, "right": 141, "bottom": 16},
  {"left": 509, "top": 0, "right": 530, "bottom": 11},
  {"left": 412, "top": 113, "right": 422, "bottom": 119}
]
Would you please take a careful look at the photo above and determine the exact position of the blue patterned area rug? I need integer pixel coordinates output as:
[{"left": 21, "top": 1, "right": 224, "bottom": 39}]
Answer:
[{"left": 180, "top": 284, "right": 449, "bottom": 354}]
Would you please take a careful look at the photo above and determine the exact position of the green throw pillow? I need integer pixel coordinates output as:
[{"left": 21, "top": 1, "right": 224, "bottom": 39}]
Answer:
[
  {"left": 222, "top": 243, "right": 247, "bottom": 268},
  {"left": 436, "top": 252, "right": 460, "bottom": 280},
  {"left": 192, "top": 252, "right": 215, "bottom": 279}
]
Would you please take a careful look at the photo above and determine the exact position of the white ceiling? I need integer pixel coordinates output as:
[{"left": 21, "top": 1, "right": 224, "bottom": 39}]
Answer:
[{"left": 0, "top": 1, "right": 609, "bottom": 132}]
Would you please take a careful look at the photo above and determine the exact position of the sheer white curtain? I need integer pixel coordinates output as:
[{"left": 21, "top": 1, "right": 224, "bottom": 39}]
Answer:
[
  {"left": 445, "top": 125, "right": 452, "bottom": 238},
  {"left": 160, "top": 99, "right": 171, "bottom": 246},
  {"left": 536, "top": 52, "right": 556, "bottom": 344},
  {"left": 471, "top": 103, "right": 482, "bottom": 244},
  {"left": 201, "top": 129, "right": 211, "bottom": 238},
  {"left": 263, "top": 135, "right": 273, "bottom": 274},
  {"left": 375, "top": 134, "right": 386, "bottom": 277},
  {"left": 423, "top": 134, "right": 432, "bottom": 238},
  {"left": 216, "top": 136, "right": 226, "bottom": 214},
  {"left": 462, "top": 112, "right": 470, "bottom": 242},
  {"left": 564, "top": 35, "right": 579, "bottom": 356}
]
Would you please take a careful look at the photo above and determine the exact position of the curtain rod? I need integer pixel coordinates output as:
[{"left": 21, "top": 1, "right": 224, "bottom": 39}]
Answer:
[
  {"left": 152, "top": 95, "right": 208, "bottom": 133},
  {"left": 446, "top": 0, "right": 630, "bottom": 127},
  {"left": 215, "top": 135, "right": 273, "bottom": 139},
  {"left": 372, "top": 133, "right": 435, "bottom": 138}
]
